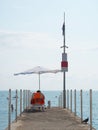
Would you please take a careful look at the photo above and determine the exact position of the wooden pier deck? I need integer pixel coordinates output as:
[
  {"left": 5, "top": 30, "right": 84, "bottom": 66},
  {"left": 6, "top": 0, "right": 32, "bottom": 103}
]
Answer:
[{"left": 6, "top": 107, "right": 95, "bottom": 130}]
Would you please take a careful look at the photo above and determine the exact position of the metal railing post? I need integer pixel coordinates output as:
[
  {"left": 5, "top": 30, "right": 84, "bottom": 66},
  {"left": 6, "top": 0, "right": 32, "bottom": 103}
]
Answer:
[
  {"left": 20, "top": 89, "right": 22, "bottom": 116},
  {"left": 23, "top": 90, "right": 25, "bottom": 111},
  {"left": 26, "top": 90, "right": 28, "bottom": 110},
  {"left": 8, "top": 89, "right": 11, "bottom": 130},
  {"left": 90, "top": 89, "right": 92, "bottom": 130},
  {"left": 58, "top": 95, "right": 60, "bottom": 107},
  {"left": 74, "top": 89, "right": 76, "bottom": 116},
  {"left": 70, "top": 90, "right": 72, "bottom": 112},
  {"left": 67, "top": 90, "right": 69, "bottom": 109},
  {"left": 15, "top": 89, "right": 18, "bottom": 122},
  {"left": 60, "top": 93, "right": 63, "bottom": 108},
  {"left": 80, "top": 90, "right": 83, "bottom": 123},
  {"left": 28, "top": 90, "right": 31, "bottom": 109}
]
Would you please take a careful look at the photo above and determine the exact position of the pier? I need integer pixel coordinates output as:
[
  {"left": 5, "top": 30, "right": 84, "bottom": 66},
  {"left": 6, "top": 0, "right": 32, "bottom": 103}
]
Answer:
[
  {"left": 6, "top": 107, "right": 95, "bottom": 130},
  {"left": 5, "top": 89, "right": 96, "bottom": 130}
]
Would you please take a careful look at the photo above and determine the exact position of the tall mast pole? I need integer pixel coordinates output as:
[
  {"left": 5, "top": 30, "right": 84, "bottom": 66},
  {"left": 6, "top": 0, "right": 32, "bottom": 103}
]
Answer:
[
  {"left": 63, "top": 12, "right": 66, "bottom": 108},
  {"left": 61, "top": 12, "right": 68, "bottom": 108}
]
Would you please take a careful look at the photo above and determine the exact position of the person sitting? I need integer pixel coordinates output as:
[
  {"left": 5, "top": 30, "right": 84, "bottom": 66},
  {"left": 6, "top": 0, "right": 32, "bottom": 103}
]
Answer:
[{"left": 30, "top": 90, "right": 45, "bottom": 111}]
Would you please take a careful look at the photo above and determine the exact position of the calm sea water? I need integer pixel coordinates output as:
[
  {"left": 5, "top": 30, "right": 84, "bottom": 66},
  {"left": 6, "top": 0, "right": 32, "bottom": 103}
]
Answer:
[{"left": 0, "top": 90, "right": 98, "bottom": 130}]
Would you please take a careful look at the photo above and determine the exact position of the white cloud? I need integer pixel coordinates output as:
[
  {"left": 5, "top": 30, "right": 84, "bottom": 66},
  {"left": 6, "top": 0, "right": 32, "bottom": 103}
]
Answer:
[
  {"left": 0, "top": 30, "right": 59, "bottom": 51},
  {"left": 0, "top": 30, "right": 98, "bottom": 90},
  {"left": 0, "top": 30, "right": 62, "bottom": 90}
]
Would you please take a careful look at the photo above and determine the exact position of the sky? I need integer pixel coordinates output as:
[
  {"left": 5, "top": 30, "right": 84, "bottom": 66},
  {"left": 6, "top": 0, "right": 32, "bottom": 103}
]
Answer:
[{"left": 0, "top": 0, "right": 98, "bottom": 91}]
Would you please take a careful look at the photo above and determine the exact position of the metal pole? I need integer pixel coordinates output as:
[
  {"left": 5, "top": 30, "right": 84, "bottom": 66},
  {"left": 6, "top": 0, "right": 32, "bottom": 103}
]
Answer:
[
  {"left": 58, "top": 95, "right": 61, "bottom": 107},
  {"left": 67, "top": 90, "right": 69, "bottom": 109},
  {"left": 80, "top": 90, "right": 83, "bottom": 123},
  {"left": 38, "top": 73, "right": 40, "bottom": 90},
  {"left": 26, "top": 90, "right": 28, "bottom": 110},
  {"left": 23, "top": 90, "right": 25, "bottom": 111},
  {"left": 74, "top": 89, "right": 76, "bottom": 116},
  {"left": 61, "top": 12, "right": 68, "bottom": 108},
  {"left": 20, "top": 89, "right": 22, "bottom": 116},
  {"left": 70, "top": 90, "right": 72, "bottom": 112},
  {"left": 8, "top": 89, "right": 11, "bottom": 130},
  {"left": 63, "top": 12, "right": 66, "bottom": 108},
  {"left": 90, "top": 89, "right": 92, "bottom": 130},
  {"left": 58, "top": 95, "right": 60, "bottom": 107},
  {"left": 15, "top": 89, "right": 18, "bottom": 122},
  {"left": 28, "top": 90, "right": 31, "bottom": 109},
  {"left": 63, "top": 72, "right": 66, "bottom": 108}
]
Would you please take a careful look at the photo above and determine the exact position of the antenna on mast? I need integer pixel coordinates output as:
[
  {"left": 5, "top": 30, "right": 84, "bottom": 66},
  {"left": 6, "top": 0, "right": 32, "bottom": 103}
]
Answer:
[{"left": 61, "top": 12, "right": 68, "bottom": 49}]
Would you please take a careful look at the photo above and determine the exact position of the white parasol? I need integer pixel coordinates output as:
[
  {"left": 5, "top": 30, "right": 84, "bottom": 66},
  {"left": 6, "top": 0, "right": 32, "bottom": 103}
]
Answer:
[{"left": 14, "top": 66, "right": 61, "bottom": 90}]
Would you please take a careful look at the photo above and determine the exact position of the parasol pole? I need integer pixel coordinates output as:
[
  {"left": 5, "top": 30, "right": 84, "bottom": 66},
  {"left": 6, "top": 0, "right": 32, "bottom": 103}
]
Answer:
[{"left": 38, "top": 73, "right": 40, "bottom": 90}]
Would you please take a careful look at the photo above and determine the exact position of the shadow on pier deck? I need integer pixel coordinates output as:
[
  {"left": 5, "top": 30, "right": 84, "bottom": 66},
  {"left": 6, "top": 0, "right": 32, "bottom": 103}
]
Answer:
[{"left": 6, "top": 107, "right": 95, "bottom": 130}]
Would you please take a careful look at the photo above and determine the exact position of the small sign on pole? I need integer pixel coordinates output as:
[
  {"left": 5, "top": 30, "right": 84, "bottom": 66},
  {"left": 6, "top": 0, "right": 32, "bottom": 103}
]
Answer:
[{"left": 61, "top": 53, "right": 68, "bottom": 72}]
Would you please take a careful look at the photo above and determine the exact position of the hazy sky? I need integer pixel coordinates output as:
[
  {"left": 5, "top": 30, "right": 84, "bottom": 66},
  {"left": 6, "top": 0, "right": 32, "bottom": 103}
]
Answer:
[{"left": 0, "top": 0, "right": 98, "bottom": 90}]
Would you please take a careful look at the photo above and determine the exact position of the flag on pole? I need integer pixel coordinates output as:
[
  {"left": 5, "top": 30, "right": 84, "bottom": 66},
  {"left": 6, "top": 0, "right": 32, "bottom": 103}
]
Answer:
[{"left": 62, "top": 22, "right": 65, "bottom": 36}]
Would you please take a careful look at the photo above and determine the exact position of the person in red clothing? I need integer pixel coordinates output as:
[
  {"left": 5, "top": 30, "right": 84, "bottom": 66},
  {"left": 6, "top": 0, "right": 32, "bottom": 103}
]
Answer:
[{"left": 31, "top": 90, "right": 45, "bottom": 105}]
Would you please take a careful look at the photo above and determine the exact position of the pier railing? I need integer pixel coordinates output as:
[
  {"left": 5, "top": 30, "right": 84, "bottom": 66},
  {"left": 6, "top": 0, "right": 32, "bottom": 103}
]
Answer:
[
  {"left": 58, "top": 89, "right": 93, "bottom": 130},
  {"left": 7, "top": 89, "right": 94, "bottom": 130},
  {"left": 8, "top": 89, "right": 32, "bottom": 130}
]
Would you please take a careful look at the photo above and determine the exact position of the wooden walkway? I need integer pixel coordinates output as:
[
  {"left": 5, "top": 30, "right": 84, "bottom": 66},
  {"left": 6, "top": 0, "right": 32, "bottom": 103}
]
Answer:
[{"left": 6, "top": 107, "right": 95, "bottom": 130}]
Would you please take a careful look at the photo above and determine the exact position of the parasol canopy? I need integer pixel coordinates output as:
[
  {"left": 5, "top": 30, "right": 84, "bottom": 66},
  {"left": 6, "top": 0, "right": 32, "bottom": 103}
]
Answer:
[{"left": 14, "top": 66, "right": 61, "bottom": 89}]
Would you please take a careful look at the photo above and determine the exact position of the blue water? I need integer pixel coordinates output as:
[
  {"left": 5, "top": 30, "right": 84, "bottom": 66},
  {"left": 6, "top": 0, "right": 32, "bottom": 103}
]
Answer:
[
  {"left": 0, "top": 90, "right": 61, "bottom": 130},
  {"left": 0, "top": 90, "right": 98, "bottom": 130},
  {"left": 68, "top": 90, "right": 98, "bottom": 130}
]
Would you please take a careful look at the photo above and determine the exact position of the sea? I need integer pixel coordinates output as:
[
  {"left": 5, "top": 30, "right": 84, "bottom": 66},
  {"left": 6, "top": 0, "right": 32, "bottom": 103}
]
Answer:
[{"left": 0, "top": 90, "right": 98, "bottom": 130}]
